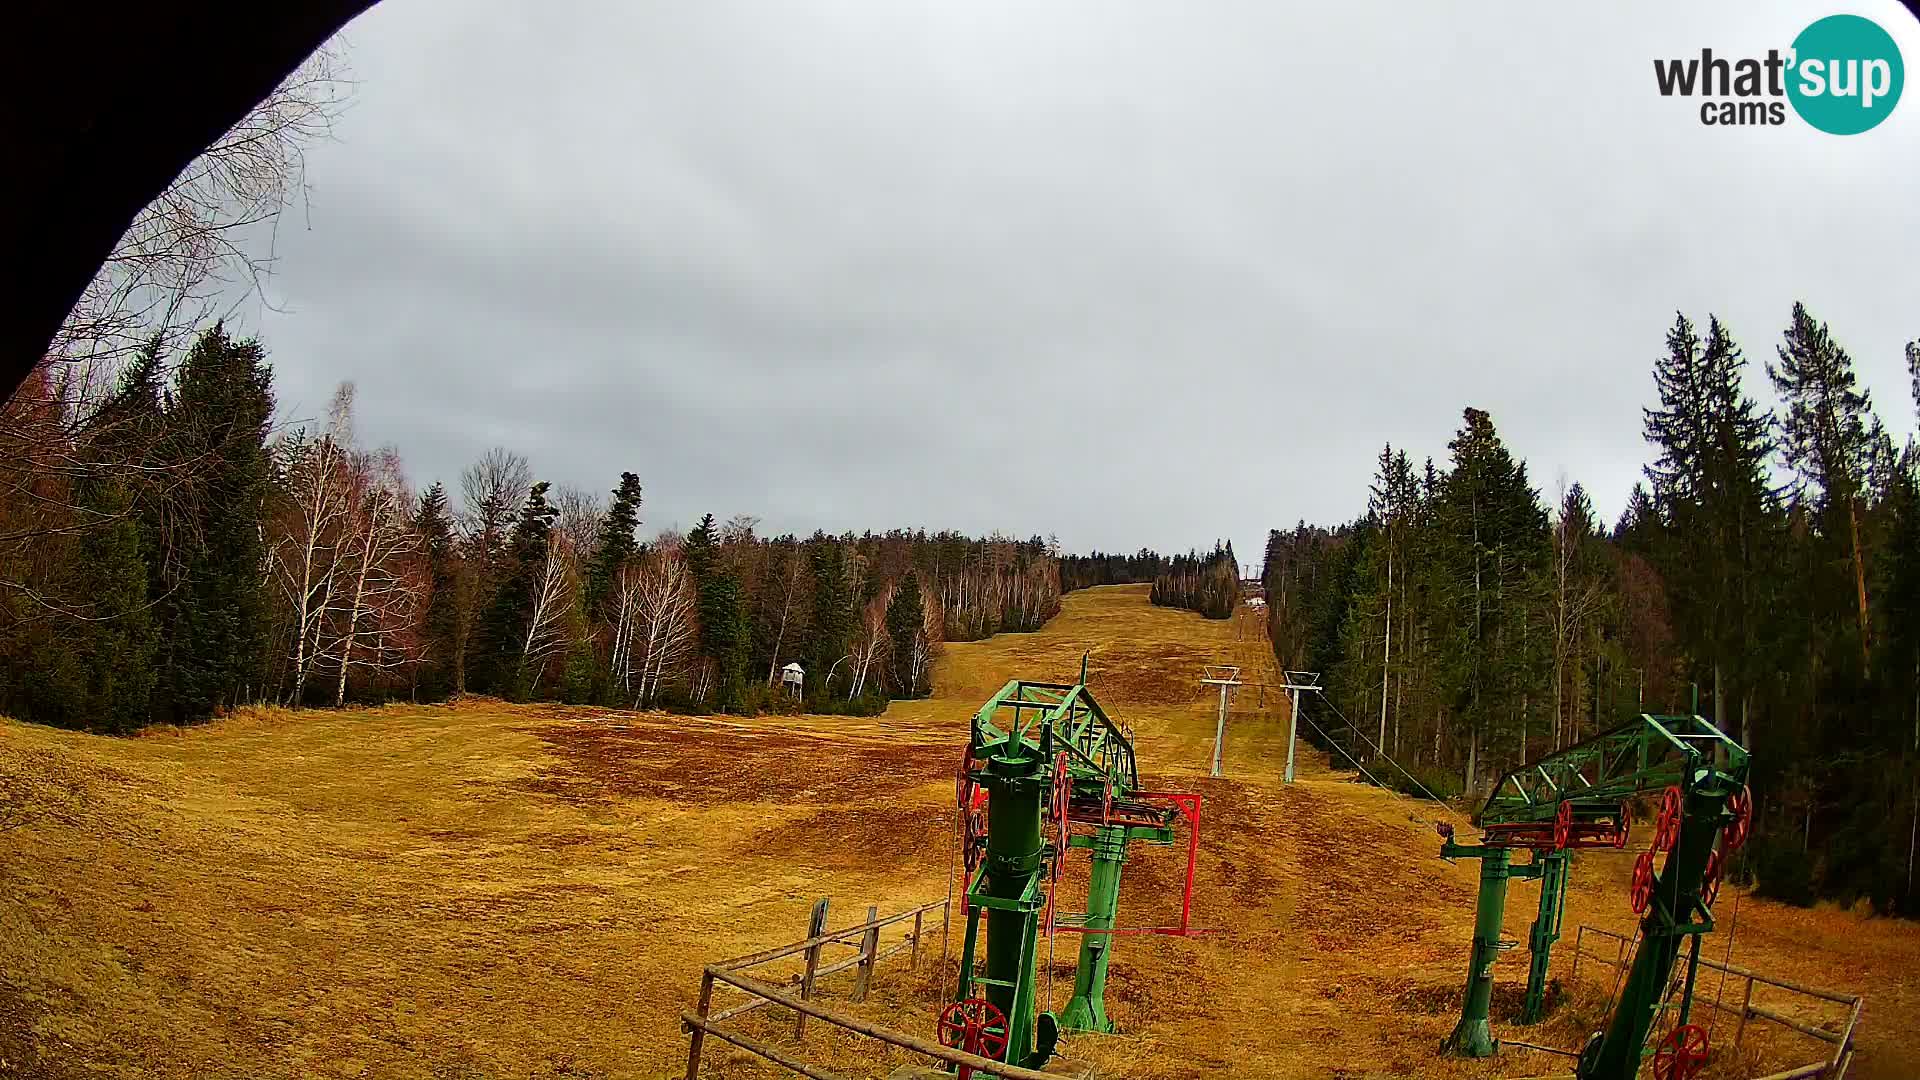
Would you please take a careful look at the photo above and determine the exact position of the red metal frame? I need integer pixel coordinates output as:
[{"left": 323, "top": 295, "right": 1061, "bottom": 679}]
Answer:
[
  {"left": 1049, "top": 791, "right": 1213, "bottom": 938},
  {"left": 1482, "top": 817, "right": 1630, "bottom": 850}
]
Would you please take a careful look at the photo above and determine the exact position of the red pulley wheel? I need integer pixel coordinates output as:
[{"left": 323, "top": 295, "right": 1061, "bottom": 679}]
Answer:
[
  {"left": 1613, "top": 809, "right": 1631, "bottom": 850},
  {"left": 962, "top": 804, "right": 986, "bottom": 876},
  {"left": 938, "top": 997, "right": 1009, "bottom": 1080},
  {"left": 1700, "top": 849, "right": 1724, "bottom": 907},
  {"left": 1654, "top": 785, "right": 1683, "bottom": 853},
  {"left": 1554, "top": 799, "right": 1574, "bottom": 850},
  {"left": 1651, "top": 1023, "right": 1710, "bottom": 1080},
  {"left": 1725, "top": 785, "right": 1753, "bottom": 851},
  {"left": 1630, "top": 849, "right": 1656, "bottom": 915}
]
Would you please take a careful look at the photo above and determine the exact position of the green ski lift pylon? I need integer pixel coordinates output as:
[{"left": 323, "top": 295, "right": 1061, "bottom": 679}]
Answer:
[
  {"left": 1436, "top": 713, "right": 1750, "bottom": 1080},
  {"left": 952, "top": 677, "right": 1203, "bottom": 1069}
]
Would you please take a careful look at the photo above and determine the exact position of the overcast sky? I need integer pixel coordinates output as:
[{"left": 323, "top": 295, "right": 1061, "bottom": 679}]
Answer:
[{"left": 245, "top": 0, "right": 1920, "bottom": 563}]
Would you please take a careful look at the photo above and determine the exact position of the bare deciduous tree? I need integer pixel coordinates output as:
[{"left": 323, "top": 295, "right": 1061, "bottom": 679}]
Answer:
[
  {"left": 329, "top": 449, "right": 423, "bottom": 706},
  {"left": 849, "top": 585, "right": 892, "bottom": 699},
  {"left": 625, "top": 545, "right": 697, "bottom": 707},
  {"left": 521, "top": 531, "right": 577, "bottom": 674},
  {"left": 268, "top": 383, "right": 358, "bottom": 703},
  {"left": 48, "top": 49, "right": 351, "bottom": 383},
  {"left": 552, "top": 484, "right": 604, "bottom": 562}
]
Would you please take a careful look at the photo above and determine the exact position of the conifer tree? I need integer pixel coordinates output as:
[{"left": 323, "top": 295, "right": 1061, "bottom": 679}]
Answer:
[
  {"left": 583, "top": 471, "right": 643, "bottom": 620},
  {"left": 886, "top": 570, "right": 927, "bottom": 696},
  {"left": 69, "top": 476, "right": 159, "bottom": 732},
  {"left": 474, "top": 482, "right": 558, "bottom": 699},
  {"left": 804, "top": 539, "right": 856, "bottom": 695},
  {"left": 686, "top": 513, "right": 748, "bottom": 709},
  {"left": 162, "top": 324, "right": 275, "bottom": 721},
  {"left": 1644, "top": 313, "right": 1775, "bottom": 737},
  {"left": 1772, "top": 302, "right": 1878, "bottom": 675},
  {"left": 1433, "top": 407, "right": 1547, "bottom": 791},
  {"left": 415, "top": 482, "right": 459, "bottom": 699}
]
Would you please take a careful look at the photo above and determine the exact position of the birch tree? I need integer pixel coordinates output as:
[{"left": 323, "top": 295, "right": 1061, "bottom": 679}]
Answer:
[{"left": 329, "top": 449, "right": 423, "bottom": 706}]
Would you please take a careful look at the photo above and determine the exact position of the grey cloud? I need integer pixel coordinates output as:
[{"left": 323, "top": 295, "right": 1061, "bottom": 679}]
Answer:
[{"left": 245, "top": 0, "right": 1920, "bottom": 559}]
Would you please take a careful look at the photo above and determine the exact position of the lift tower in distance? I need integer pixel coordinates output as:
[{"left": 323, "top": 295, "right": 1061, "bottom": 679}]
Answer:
[{"left": 1437, "top": 713, "right": 1751, "bottom": 1080}]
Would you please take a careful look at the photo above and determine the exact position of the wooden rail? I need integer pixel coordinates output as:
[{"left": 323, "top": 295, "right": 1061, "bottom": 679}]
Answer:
[
  {"left": 685, "top": 896, "right": 973, "bottom": 1080},
  {"left": 1569, "top": 924, "right": 1862, "bottom": 1079}
]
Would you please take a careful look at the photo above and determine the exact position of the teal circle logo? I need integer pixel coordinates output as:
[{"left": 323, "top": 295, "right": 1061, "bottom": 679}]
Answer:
[{"left": 1787, "top": 14, "right": 1903, "bottom": 134}]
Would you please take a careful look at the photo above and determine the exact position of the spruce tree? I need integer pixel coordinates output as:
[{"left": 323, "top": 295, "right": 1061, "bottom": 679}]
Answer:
[
  {"left": 1771, "top": 302, "right": 1878, "bottom": 675},
  {"left": 67, "top": 477, "right": 159, "bottom": 731},
  {"left": 416, "top": 483, "right": 460, "bottom": 699},
  {"left": 583, "top": 471, "right": 643, "bottom": 620},
  {"left": 686, "top": 513, "right": 748, "bottom": 709},
  {"left": 804, "top": 539, "right": 855, "bottom": 696},
  {"left": 474, "top": 482, "right": 558, "bottom": 699},
  {"left": 886, "top": 571, "right": 927, "bottom": 696},
  {"left": 1643, "top": 314, "right": 1775, "bottom": 737},
  {"left": 162, "top": 325, "right": 275, "bottom": 721},
  {"left": 1434, "top": 407, "right": 1547, "bottom": 791}
]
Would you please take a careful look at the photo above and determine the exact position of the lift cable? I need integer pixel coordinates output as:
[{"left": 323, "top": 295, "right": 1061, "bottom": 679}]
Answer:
[
  {"left": 1503, "top": 1039, "right": 1581, "bottom": 1059},
  {"left": 1308, "top": 691, "right": 1473, "bottom": 831},
  {"left": 1293, "top": 708, "right": 1448, "bottom": 829},
  {"left": 1706, "top": 875, "right": 1747, "bottom": 1041},
  {"left": 944, "top": 801, "right": 962, "bottom": 1005}
]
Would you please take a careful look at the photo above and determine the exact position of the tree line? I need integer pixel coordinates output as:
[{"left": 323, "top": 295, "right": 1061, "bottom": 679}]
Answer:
[
  {"left": 1266, "top": 303, "right": 1920, "bottom": 913},
  {"left": 1060, "top": 549, "right": 1167, "bottom": 592},
  {"left": 0, "top": 325, "right": 1070, "bottom": 728},
  {"left": 1151, "top": 542, "right": 1242, "bottom": 619}
]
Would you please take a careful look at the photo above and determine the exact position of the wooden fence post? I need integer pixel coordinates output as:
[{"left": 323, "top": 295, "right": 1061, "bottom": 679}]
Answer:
[
  {"left": 684, "top": 969, "right": 714, "bottom": 1080},
  {"left": 853, "top": 905, "right": 880, "bottom": 1002},
  {"left": 1733, "top": 974, "right": 1754, "bottom": 1049},
  {"left": 910, "top": 908, "right": 925, "bottom": 970},
  {"left": 796, "top": 898, "right": 830, "bottom": 1039}
]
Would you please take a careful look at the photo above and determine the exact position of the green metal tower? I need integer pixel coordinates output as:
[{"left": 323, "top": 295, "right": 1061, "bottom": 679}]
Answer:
[
  {"left": 1437, "top": 714, "right": 1750, "bottom": 1080},
  {"left": 951, "top": 679, "right": 1200, "bottom": 1069}
]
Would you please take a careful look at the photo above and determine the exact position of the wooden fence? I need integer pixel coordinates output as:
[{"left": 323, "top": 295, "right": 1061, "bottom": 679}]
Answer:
[
  {"left": 682, "top": 896, "right": 1073, "bottom": 1080},
  {"left": 1569, "top": 925, "right": 1862, "bottom": 1080}
]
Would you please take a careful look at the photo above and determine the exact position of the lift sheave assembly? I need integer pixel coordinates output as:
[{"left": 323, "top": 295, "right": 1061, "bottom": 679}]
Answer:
[
  {"left": 945, "top": 678, "right": 1202, "bottom": 1072},
  {"left": 1439, "top": 713, "right": 1752, "bottom": 1080}
]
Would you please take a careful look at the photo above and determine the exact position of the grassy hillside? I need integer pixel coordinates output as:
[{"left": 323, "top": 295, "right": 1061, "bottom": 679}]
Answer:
[{"left": 1, "top": 585, "right": 1912, "bottom": 1078}]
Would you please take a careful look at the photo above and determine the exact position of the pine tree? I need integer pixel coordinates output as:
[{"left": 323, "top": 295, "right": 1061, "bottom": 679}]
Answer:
[
  {"left": 886, "top": 570, "right": 927, "bottom": 697},
  {"left": 161, "top": 324, "right": 275, "bottom": 721},
  {"left": 415, "top": 482, "right": 460, "bottom": 699}
]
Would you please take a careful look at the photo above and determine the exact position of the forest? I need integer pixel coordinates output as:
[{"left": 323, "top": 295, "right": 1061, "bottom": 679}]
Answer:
[
  {"left": 1266, "top": 305, "right": 1920, "bottom": 913},
  {"left": 0, "top": 326, "right": 1068, "bottom": 727},
  {"left": 1150, "top": 543, "right": 1242, "bottom": 620}
]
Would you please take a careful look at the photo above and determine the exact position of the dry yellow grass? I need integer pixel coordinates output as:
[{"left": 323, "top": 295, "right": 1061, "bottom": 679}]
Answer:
[{"left": 1, "top": 584, "right": 1913, "bottom": 1079}]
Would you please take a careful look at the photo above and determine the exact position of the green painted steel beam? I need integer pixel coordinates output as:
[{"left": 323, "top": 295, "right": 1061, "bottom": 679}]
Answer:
[
  {"left": 1477, "top": 714, "right": 1748, "bottom": 828},
  {"left": 1439, "top": 712, "right": 1749, "bottom": 1075}
]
